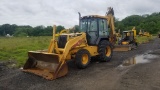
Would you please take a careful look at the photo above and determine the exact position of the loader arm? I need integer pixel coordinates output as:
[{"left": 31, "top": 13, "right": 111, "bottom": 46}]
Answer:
[
  {"left": 60, "top": 33, "right": 87, "bottom": 61},
  {"left": 55, "top": 33, "right": 87, "bottom": 76}
]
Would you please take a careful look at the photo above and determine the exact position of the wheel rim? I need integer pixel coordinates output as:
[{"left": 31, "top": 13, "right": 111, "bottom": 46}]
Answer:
[
  {"left": 82, "top": 54, "right": 88, "bottom": 65},
  {"left": 106, "top": 46, "right": 111, "bottom": 57}
]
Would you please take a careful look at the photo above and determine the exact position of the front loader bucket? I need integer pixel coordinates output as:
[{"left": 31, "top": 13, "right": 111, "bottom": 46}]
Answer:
[
  {"left": 23, "top": 51, "right": 68, "bottom": 80},
  {"left": 113, "top": 45, "right": 131, "bottom": 51}
]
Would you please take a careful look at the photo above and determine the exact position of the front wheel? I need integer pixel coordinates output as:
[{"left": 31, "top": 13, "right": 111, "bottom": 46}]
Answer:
[
  {"left": 98, "top": 40, "right": 113, "bottom": 62},
  {"left": 75, "top": 49, "right": 91, "bottom": 69}
]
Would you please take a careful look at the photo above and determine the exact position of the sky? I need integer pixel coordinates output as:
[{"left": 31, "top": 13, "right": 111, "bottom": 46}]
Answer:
[{"left": 0, "top": 0, "right": 159, "bottom": 28}]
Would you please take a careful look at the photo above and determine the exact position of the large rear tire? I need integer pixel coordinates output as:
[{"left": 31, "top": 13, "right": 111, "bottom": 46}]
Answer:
[
  {"left": 75, "top": 49, "right": 91, "bottom": 69},
  {"left": 98, "top": 40, "right": 112, "bottom": 62}
]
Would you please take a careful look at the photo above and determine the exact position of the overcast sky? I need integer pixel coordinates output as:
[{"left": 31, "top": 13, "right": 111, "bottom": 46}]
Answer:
[{"left": 0, "top": 0, "right": 159, "bottom": 28}]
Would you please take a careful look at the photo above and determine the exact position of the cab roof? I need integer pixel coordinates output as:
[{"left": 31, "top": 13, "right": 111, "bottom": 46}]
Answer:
[{"left": 81, "top": 15, "right": 107, "bottom": 19}]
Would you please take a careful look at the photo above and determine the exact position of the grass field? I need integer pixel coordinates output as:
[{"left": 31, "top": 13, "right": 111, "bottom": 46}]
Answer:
[
  {"left": 136, "top": 36, "right": 154, "bottom": 44},
  {"left": 0, "top": 36, "right": 51, "bottom": 67},
  {"left": 0, "top": 35, "right": 155, "bottom": 67}
]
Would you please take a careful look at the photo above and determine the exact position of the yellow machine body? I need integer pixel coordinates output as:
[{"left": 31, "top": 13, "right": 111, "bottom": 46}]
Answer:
[
  {"left": 143, "top": 32, "right": 150, "bottom": 37},
  {"left": 139, "top": 30, "right": 151, "bottom": 37},
  {"left": 122, "top": 41, "right": 129, "bottom": 45},
  {"left": 139, "top": 30, "right": 143, "bottom": 36},
  {"left": 132, "top": 27, "right": 136, "bottom": 37}
]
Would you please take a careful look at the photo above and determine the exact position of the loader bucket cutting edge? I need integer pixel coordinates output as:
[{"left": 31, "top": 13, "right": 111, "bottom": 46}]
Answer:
[
  {"left": 113, "top": 45, "right": 131, "bottom": 51},
  {"left": 23, "top": 52, "right": 68, "bottom": 80}
]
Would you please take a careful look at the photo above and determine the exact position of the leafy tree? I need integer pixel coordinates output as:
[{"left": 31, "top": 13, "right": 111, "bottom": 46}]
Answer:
[
  {"left": 56, "top": 25, "right": 65, "bottom": 33},
  {"left": 32, "top": 25, "right": 45, "bottom": 36},
  {"left": 73, "top": 25, "right": 80, "bottom": 32},
  {"left": 14, "top": 26, "right": 33, "bottom": 36},
  {"left": 44, "top": 26, "right": 53, "bottom": 36}
]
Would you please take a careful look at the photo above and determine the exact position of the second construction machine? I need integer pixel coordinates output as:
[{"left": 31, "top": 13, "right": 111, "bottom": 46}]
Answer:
[
  {"left": 114, "top": 27, "right": 138, "bottom": 51},
  {"left": 23, "top": 7, "right": 116, "bottom": 80}
]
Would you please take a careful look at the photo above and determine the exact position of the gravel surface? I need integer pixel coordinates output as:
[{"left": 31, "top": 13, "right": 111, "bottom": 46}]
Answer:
[{"left": 0, "top": 38, "right": 160, "bottom": 90}]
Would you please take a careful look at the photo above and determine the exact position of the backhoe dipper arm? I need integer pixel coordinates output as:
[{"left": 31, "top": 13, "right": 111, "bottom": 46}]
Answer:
[
  {"left": 106, "top": 10, "right": 116, "bottom": 45},
  {"left": 107, "top": 14, "right": 116, "bottom": 36}
]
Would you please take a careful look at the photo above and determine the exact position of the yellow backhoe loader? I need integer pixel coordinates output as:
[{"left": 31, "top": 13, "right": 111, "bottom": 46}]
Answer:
[
  {"left": 23, "top": 7, "right": 116, "bottom": 80},
  {"left": 139, "top": 30, "right": 143, "bottom": 36},
  {"left": 139, "top": 30, "right": 151, "bottom": 37},
  {"left": 113, "top": 27, "right": 138, "bottom": 51},
  {"left": 143, "top": 31, "right": 151, "bottom": 37}
]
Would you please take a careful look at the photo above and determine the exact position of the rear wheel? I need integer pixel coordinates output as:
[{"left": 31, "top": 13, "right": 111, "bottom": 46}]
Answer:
[
  {"left": 75, "top": 49, "right": 91, "bottom": 69},
  {"left": 98, "top": 40, "right": 112, "bottom": 62}
]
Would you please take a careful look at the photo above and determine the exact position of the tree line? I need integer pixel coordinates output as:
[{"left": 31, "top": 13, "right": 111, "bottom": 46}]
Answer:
[
  {"left": 0, "top": 24, "right": 66, "bottom": 36},
  {"left": 0, "top": 24, "right": 80, "bottom": 37},
  {"left": 0, "top": 12, "right": 160, "bottom": 37},
  {"left": 115, "top": 12, "right": 160, "bottom": 34}
]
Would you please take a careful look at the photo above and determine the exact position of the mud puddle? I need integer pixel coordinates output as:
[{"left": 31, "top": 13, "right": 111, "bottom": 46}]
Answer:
[{"left": 122, "top": 54, "right": 158, "bottom": 66}]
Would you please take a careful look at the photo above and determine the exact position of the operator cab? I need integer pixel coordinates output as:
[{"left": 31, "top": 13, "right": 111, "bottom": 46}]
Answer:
[
  {"left": 79, "top": 16, "right": 110, "bottom": 45},
  {"left": 119, "top": 30, "right": 137, "bottom": 46},
  {"left": 122, "top": 31, "right": 134, "bottom": 42}
]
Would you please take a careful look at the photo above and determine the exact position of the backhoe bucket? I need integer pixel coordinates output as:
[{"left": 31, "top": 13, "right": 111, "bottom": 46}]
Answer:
[{"left": 23, "top": 51, "right": 68, "bottom": 80}]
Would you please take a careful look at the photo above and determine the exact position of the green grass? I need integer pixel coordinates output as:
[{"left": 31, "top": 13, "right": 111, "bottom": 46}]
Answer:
[
  {"left": 0, "top": 36, "right": 52, "bottom": 67},
  {"left": 136, "top": 35, "right": 155, "bottom": 44}
]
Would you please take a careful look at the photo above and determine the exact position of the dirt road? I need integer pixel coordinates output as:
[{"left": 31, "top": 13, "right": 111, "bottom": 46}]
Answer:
[{"left": 0, "top": 38, "right": 160, "bottom": 90}]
